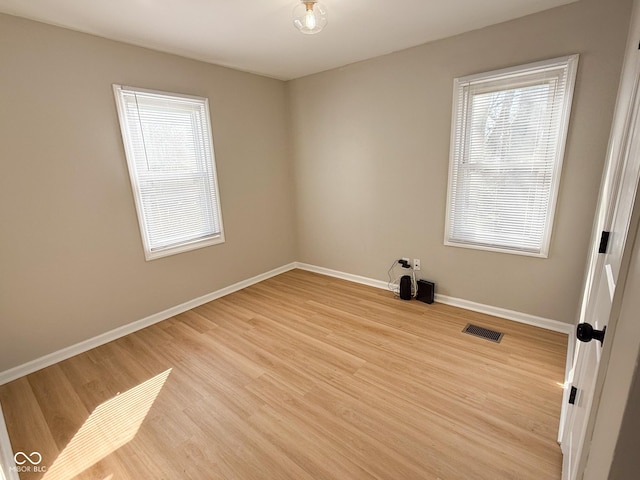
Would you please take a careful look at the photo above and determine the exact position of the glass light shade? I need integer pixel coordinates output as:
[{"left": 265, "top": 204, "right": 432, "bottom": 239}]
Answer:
[{"left": 293, "top": 1, "right": 328, "bottom": 35}]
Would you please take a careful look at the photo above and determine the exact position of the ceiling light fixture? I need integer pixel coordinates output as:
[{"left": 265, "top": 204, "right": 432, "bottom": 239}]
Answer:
[{"left": 293, "top": 1, "right": 328, "bottom": 35}]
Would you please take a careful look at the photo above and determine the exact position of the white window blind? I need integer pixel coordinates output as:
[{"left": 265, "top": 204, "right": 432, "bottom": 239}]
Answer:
[
  {"left": 445, "top": 55, "right": 579, "bottom": 257},
  {"left": 113, "top": 85, "right": 224, "bottom": 260}
]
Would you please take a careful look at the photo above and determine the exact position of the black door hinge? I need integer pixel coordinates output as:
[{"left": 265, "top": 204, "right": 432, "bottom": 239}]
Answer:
[
  {"left": 569, "top": 386, "right": 578, "bottom": 405},
  {"left": 599, "top": 231, "right": 611, "bottom": 254}
]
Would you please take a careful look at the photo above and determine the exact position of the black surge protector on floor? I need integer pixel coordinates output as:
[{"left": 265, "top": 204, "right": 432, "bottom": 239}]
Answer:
[{"left": 416, "top": 279, "right": 435, "bottom": 304}]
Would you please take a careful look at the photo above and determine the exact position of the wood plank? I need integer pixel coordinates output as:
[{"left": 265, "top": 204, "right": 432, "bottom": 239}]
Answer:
[{"left": 0, "top": 269, "right": 566, "bottom": 479}]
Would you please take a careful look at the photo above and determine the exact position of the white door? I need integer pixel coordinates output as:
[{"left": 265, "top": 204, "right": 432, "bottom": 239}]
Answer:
[{"left": 561, "top": 40, "right": 640, "bottom": 479}]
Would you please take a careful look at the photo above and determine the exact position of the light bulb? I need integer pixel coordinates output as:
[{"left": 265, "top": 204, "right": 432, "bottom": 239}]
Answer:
[
  {"left": 304, "top": 8, "right": 317, "bottom": 30},
  {"left": 293, "top": 1, "right": 328, "bottom": 35}
]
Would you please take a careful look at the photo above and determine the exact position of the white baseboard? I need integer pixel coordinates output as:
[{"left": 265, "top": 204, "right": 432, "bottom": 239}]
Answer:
[
  {"left": 434, "top": 294, "right": 574, "bottom": 334},
  {"left": 0, "top": 261, "right": 573, "bottom": 385},
  {"left": 0, "top": 263, "right": 297, "bottom": 386},
  {"left": 295, "top": 262, "right": 390, "bottom": 290},
  {"left": 0, "top": 260, "right": 575, "bottom": 473},
  {"left": 295, "top": 262, "right": 573, "bottom": 335}
]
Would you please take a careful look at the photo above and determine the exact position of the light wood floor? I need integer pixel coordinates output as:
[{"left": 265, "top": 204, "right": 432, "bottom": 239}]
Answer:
[{"left": 0, "top": 269, "right": 568, "bottom": 480}]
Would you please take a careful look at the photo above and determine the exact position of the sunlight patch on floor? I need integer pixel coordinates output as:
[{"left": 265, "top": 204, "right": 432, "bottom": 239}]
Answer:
[{"left": 41, "top": 369, "right": 171, "bottom": 480}]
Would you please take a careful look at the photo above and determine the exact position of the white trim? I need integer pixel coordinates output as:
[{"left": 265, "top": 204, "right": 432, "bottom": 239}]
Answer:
[
  {"left": 294, "top": 262, "right": 389, "bottom": 290},
  {"left": 0, "top": 263, "right": 296, "bottom": 386},
  {"left": 0, "top": 403, "right": 18, "bottom": 480},
  {"left": 445, "top": 54, "right": 580, "bottom": 258},
  {"left": 558, "top": 330, "right": 577, "bottom": 444},
  {"left": 0, "top": 260, "right": 573, "bottom": 384},
  {"left": 112, "top": 84, "right": 226, "bottom": 262},
  {"left": 295, "top": 262, "right": 573, "bottom": 334},
  {"left": 434, "top": 293, "right": 573, "bottom": 334},
  {"left": 458, "top": 54, "right": 581, "bottom": 85}
]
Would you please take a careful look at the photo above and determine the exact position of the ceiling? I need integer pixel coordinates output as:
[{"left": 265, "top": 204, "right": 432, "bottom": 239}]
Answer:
[{"left": 0, "top": 0, "right": 578, "bottom": 80}]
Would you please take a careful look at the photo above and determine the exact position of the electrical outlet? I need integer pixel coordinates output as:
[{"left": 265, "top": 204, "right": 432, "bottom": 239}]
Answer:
[
  {"left": 398, "top": 257, "right": 412, "bottom": 269},
  {"left": 413, "top": 258, "right": 421, "bottom": 271}
]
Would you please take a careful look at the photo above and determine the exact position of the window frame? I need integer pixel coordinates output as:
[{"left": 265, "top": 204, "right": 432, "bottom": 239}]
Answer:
[
  {"left": 113, "top": 85, "right": 225, "bottom": 261},
  {"left": 444, "top": 55, "right": 579, "bottom": 258}
]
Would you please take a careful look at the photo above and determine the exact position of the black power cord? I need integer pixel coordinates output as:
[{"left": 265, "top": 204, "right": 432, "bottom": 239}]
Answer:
[{"left": 388, "top": 259, "right": 417, "bottom": 297}]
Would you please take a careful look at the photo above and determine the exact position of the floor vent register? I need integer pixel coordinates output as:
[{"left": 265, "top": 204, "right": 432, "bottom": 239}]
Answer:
[{"left": 462, "top": 323, "right": 504, "bottom": 343}]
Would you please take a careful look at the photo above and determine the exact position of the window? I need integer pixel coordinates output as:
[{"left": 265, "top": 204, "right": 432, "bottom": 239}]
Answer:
[
  {"left": 113, "top": 85, "right": 224, "bottom": 260},
  {"left": 445, "top": 55, "right": 579, "bottom": 257}
]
